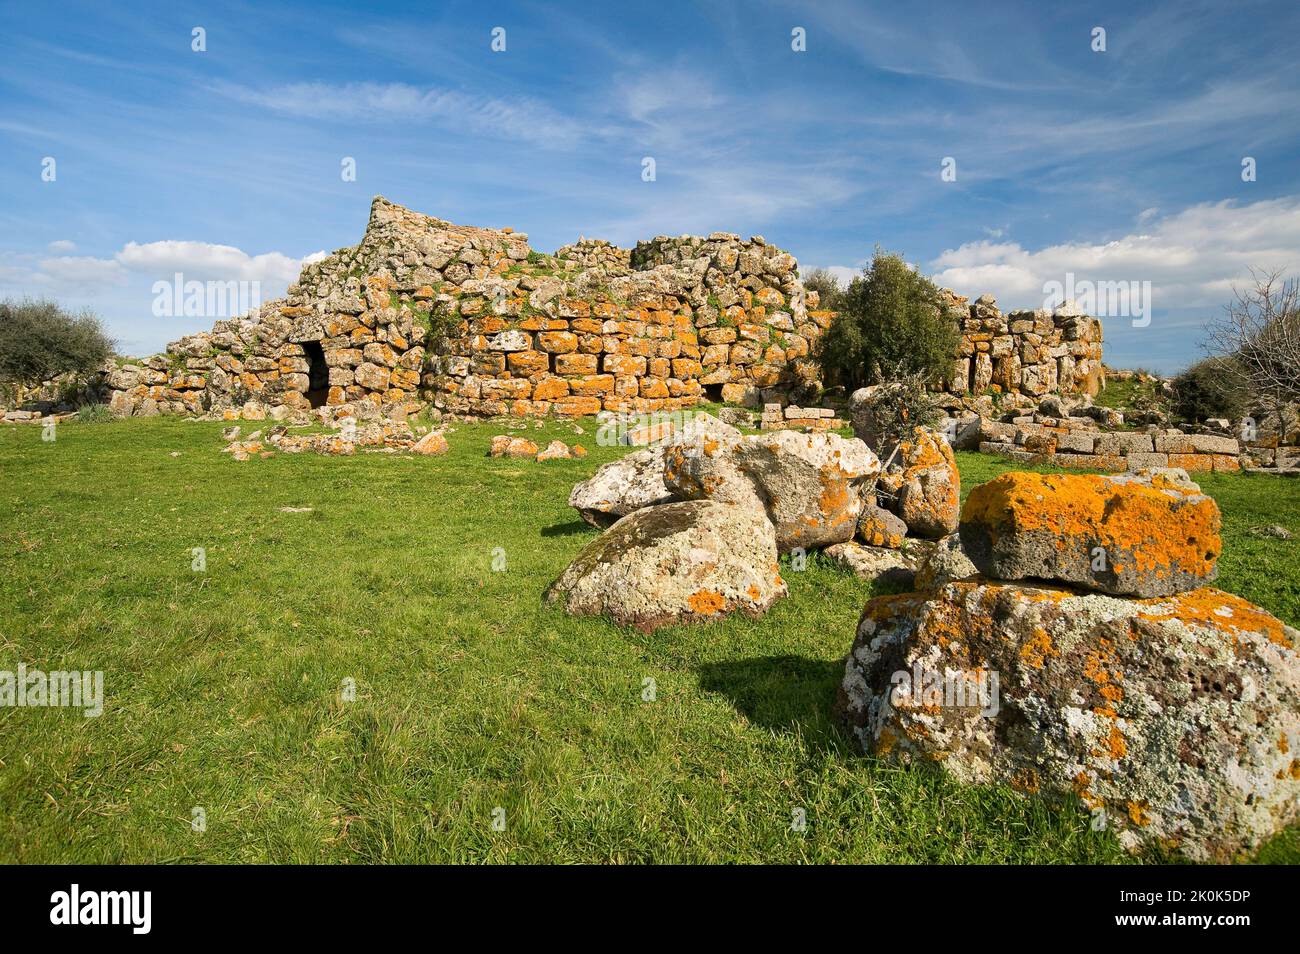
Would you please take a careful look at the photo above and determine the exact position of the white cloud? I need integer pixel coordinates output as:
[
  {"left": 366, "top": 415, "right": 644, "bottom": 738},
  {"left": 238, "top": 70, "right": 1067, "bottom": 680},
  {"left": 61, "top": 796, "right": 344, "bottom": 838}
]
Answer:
[
  {"left": 0, "top": 242, "right": 326, "bottom": 298},
  {"left": 47, "top": 239, "right": 77, "bottom": 253},
  {"left": 33, "top": 255, "right": 127, "bottom": 290},
  {"left": 929, "top": 197, "right": 1300, "bottom": 311},
  {"left": 115, "top": 241, "right": 321, "bottom": 285}
]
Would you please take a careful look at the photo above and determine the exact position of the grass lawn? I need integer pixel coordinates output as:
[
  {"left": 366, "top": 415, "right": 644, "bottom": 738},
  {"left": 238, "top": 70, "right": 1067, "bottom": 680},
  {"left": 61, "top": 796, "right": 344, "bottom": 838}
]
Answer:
[{"left": 1, "top": 415, "right": 1297, "bottom": 864}]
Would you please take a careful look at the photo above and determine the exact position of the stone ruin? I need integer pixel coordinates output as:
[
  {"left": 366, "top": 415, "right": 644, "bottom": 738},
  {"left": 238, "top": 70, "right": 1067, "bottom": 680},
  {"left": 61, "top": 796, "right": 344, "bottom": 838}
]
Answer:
[
  {"left": 937, "top": 289, "right": 1105, "bottom": 400},
  {"left": 95, "top": 196, "right": 1107, "bottom": 422}
]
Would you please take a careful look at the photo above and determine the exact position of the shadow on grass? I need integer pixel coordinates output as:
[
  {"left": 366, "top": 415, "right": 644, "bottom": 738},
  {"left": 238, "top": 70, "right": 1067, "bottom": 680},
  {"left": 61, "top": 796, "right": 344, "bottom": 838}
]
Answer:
[
  {"left": 697, "top": 654, "right": 851, "bottom": 755},
  {"left": 540, "top": 520, "right": 596, "bottom": 538}
]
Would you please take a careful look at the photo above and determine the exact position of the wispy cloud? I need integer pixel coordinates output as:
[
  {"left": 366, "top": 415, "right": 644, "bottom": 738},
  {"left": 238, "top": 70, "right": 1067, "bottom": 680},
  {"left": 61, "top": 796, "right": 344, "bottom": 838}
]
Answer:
[{"left": 211, "top": 80, "right": 595, "bottom": 150}]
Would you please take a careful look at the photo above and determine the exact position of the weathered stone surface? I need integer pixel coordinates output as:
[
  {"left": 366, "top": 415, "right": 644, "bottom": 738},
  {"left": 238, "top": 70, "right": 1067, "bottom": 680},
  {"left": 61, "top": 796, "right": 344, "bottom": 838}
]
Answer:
[
  {"left": 857, "top": 504, "right": 908, "bottom": 549},
  {"left": 568, "top": 447, "right": 674, "bottom": 528},
  {"left": 913, "top": 532, "right": 978, "bottom": 591},
  {"left": 837, "top": 579, "right": 1300, "bottom": 861},
  {"left": 876, "top": 427, "right": 960, "bottom": 539},
  {"left": 824, "top": 542, "right": 916, "bottom": 587},
  {"left": 567, "top": 412, "right": 740, "bottom": 527},
  {"left": 411, "top": 431, "right": 449, "bottom": 455},
  {"left": 663, "top": 430, "right": 881, "bottom": 552},
  {"left": 489, "top": 435, "right": 539, "bottom": 458},
  {"left": 546, "top": 500, "right": 786, "bottom": 631},
  {"left": 960, "top": 471, "right": 1221, "bottom": 597},
  {"left": 537, "top": 440, "right": 575, "bottom": 461}
]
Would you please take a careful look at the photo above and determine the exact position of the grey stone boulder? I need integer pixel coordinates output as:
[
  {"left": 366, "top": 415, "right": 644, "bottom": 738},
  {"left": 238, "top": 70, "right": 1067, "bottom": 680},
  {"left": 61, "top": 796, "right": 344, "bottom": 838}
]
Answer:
[
  {"left": 837, "top": 579, "right": 1300, "bottom": 861},
  {"left": 913, "top": 533, "right": 978, "bottom": 591},
  {"left": 664, "top": 430, "right": 881, "bottom": 552},
  {"left": 568, "top": 412, "right": 740, "bottom": 527},
  {"left": 545, "top": 500, "right": 786, "bottom": 631},
  {"left": 824, "top": 542, "right": 916, "bottom": 587}
]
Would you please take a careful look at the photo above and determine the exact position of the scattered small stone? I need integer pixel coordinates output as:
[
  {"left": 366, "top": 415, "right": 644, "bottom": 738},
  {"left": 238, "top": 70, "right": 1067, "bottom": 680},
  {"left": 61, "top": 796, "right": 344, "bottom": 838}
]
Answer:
[
  {"left": 411, "top": 431, "right": 449, "bottom": 456},
  {"left": 489, "top": 435, "right": 540, "bottom": 458}
]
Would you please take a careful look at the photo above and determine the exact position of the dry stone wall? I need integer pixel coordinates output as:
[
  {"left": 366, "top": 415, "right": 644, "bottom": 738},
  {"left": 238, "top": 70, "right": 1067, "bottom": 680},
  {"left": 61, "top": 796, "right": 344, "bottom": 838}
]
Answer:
[{"left": 939, "top": 290, "right": 1105, "bottom": 400}]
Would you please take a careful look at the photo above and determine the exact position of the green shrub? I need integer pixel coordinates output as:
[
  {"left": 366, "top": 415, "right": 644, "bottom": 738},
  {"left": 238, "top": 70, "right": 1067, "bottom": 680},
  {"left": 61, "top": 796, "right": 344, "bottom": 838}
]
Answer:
[
  {"left": 0, "top": 299, "right": 115, "bottom": 401},
  {"left": 76, "top": 403, "right": 113, "bottom": 424},
  {"left": 815, "top": 250, "right": 958, "bottom": 390},
  {"left": 1170, "top": 357, "right": 1249, "bottom": 423}
]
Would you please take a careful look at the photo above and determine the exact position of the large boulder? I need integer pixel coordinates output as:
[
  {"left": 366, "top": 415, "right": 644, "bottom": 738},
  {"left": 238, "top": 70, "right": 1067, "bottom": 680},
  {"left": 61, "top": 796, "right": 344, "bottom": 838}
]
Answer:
[
  {"left": 568, "top": 446, "right": 675, "bottom": 528},
  {"left": 567, "top": 412, "right": 740, "bottom": 528},
  {"left": 664, "top": 431, "right": 881, "bottom": 552},
  {"left": 876, "top": 426, "right": 960, "bottom": 539},
  {"left": 545, "top": 500, "right": 786, "bottom": 631},
  {"left": 960, "top": 470, "right": 1221, "bottom": 597},
  {"left": 837, "top": 579, "right": 1300, "bottom": 861}
]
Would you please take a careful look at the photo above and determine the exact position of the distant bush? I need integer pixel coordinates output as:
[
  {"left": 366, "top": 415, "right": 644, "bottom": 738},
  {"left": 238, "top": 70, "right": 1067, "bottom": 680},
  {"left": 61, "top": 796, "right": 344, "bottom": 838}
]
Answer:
[
  {"left": 815, "top": 250, "right": 959, "bottom": 391},
  {"left": 1170, "top": 356, "right": 1249, "bottom": 423},
  {"left": 0, "top": 299, "right": 114, "bottom": 401},
  {"left": 76, "top": 403, "right": 113, "bottom": 424},
  {"left": 801, "top": 268, "right": 844, "bottom": 311}
]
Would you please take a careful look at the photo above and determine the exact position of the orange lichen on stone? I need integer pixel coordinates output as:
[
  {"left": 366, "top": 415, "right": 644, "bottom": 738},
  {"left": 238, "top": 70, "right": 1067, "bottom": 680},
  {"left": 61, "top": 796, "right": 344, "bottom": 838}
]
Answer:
[
  {"left": 876, "top": 727, "right": 898, "bottom": 755},
  {"left": 1126, "top": 800, "right": 1152, "bottom": 826},
  {"left": 1074, "top": 771, "right": 1105, "bottom": 811},
  {"left": 960, "top": 472, "right": 1221, "bottom": 577},
  {"left": 1011, "top": 767, "right": 1041, "bottom": 793},
  {"left": 687, "top": 589, "right": 727, "bottom": 615},
  {"left": 1135, "top": 588, "right": 1292, "bottom": 648},
  {"left": 1019, "top": 627, "right": 1058, "bottom": 669},
  {"left": 1100, "top": 724, "right": 1128, "bottom": 760}
]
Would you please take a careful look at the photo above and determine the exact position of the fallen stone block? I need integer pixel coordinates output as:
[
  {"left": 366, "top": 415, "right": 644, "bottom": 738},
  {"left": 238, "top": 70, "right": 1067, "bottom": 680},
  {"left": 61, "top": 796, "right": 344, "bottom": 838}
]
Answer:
[{"left": 959, "top": 470, "right": 1221, "bottom": 597}]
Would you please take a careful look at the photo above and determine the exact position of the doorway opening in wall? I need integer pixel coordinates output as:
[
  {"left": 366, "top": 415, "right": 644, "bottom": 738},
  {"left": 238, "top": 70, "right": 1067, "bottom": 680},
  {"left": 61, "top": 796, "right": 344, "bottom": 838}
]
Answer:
[
  {"left": 703, "top": 383, "right": 725, "bottom": 403},
  {"left": 303, "top": 341, "right": 329, "bottom": 408}
]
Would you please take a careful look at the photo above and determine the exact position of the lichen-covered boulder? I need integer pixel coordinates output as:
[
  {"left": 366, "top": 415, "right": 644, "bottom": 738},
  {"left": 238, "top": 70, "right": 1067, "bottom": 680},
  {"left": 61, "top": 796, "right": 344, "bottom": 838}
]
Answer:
[
  {"left": 664, "top": 431, "right": 880, "bottom": 552},
  {"left": 960, "top": 471, "right": 1221, "bottom": 597},
  {"left": 837, "top": 580, "right": 1300, "bottom": 861},
  {"left": 876, "top": 426, "right": 960, "bottom": 539},
  {"left": 568, "top": 447, "right": 674, "bottom": 527},
  {"left": 567, "top": 412, "right": 740, "bottom": 528},
  {"left": 857, "top": 504, "right": 908, "bottom": 549},
  {"left": 546, "top": 500, "right": 786, "bottom": 631}
]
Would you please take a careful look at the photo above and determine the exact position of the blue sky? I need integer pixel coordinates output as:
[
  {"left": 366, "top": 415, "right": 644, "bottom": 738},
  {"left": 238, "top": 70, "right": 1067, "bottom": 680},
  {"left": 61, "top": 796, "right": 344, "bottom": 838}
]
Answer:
[{"left": 2, "top": 0, "right": 1299, "bottom": 371}]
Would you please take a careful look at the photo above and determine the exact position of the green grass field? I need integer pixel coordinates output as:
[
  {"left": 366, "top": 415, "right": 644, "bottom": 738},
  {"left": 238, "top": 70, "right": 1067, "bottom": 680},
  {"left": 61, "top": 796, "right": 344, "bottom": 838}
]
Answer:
[{"left": 1, "top": 415, "right": 1297, "bottom": 864}]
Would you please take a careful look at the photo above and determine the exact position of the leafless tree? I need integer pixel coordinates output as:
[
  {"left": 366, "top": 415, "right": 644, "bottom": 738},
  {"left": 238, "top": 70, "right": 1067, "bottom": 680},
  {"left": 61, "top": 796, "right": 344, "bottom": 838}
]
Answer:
[{"left": 1204, "top": 268, "right": 1300, "bottom": 432}]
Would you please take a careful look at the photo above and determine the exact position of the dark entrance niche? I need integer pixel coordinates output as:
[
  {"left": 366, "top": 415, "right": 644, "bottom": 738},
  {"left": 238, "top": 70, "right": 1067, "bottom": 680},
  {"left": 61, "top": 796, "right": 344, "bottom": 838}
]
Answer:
[
  {"left": 703, "top": 382, "right": 725, "bottom": 402},
  {"left": 302, "top": 340, "right": 329, "bottom": 408}
]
